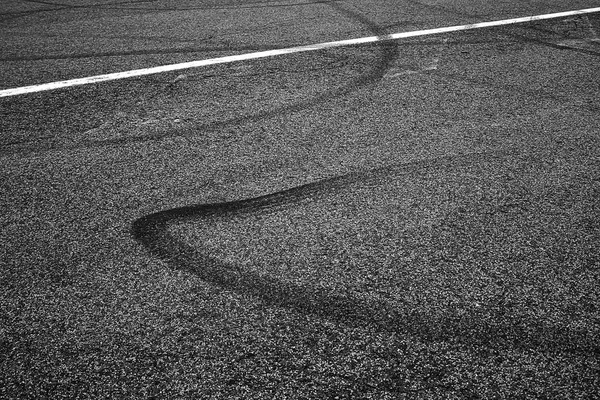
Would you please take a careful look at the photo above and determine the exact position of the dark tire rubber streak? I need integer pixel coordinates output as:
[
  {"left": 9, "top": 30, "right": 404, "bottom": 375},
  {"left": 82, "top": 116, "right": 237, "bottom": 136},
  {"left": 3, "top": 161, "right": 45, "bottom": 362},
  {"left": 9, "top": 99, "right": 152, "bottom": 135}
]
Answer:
[
  {"left": 87, "top": 1, "right": 400, "bottom": 148},
  {"left": 131, "top": 4, "right": 598, "bottom": 352},
  {"left": 0, "top": 3, "right": 400, "bottom": 156},
  {"left": 132, "top": 149, "right": 598, "bottom": 353}
]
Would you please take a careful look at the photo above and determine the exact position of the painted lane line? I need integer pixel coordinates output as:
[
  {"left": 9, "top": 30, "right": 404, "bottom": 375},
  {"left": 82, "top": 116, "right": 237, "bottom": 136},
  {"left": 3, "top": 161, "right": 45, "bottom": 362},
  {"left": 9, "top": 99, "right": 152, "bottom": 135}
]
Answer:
[{"left": 1, "top": 7, "right": 600, "bottom": 98}]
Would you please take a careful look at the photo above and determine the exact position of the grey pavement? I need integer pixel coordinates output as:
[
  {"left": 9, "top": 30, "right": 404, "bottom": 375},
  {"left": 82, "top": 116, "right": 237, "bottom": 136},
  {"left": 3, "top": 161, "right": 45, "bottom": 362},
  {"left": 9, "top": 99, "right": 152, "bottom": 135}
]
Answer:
[{"left": 1, "top": 0, "right": 599, "bottom": 398}]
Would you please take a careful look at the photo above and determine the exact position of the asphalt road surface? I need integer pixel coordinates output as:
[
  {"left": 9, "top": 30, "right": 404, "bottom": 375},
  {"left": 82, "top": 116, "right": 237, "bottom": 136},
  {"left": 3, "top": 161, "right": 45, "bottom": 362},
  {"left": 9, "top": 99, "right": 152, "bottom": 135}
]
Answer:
[{"left": 1, "top": 0, "right": 599, "bottom": 398}]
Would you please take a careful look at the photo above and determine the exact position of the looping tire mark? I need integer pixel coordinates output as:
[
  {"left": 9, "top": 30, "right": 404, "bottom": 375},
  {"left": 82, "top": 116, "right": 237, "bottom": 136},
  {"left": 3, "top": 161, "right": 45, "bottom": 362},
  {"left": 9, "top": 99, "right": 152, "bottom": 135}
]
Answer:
[
  {"left": 132, "top": 149, "right": 599, "bottom": 353},
  {"left": 81, "top": 2, "right": 399, "bottom": 148},
  {"left": 2, "top": 1, "right": 398, "bottom": 153}
]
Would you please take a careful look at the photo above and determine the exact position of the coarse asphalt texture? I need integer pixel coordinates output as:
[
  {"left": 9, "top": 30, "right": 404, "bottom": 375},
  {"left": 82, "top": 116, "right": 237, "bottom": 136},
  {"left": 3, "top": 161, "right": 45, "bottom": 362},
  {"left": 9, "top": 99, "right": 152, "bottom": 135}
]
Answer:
[{"left": 1, "top": 0, "right": 599, "bottom": 398}]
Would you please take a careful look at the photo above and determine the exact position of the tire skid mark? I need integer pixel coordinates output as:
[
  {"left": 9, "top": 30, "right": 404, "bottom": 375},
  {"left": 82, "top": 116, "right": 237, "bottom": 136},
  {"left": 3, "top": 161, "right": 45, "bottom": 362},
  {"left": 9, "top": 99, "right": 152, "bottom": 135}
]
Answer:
[
  {"left": 20, "top": 0, "right": 78, "bottom": 6},
  {"left": 408, "top": 0, "right": 600, "bottom": 56},
  {"left": 385, "top": 38, "right": 447, "bottom": 78},
  {"left": 2, "top": 2, "right": 398, "bottom": 154},
  {"left": 132, "top": 149, "right": 599, "bottom": 352},
  {"left": 0, "top": 0, "right": 158, "bottom": 22},
  {"left": 522, "top": 15, "right": 600, "bottom": 56},
  {"left": 11, "top": 0, "right": 336, "bottom": 14},
  {"left": 110, "top": 0, "right": 337, "bottom": 12},
  {"left": 431, "top": 65, "right": 600, "bottom": 115},
  {"left": 82, "top": 1, "right": 398, "bottom": 148},
  {"left": 131, "top": 153, "right": 486, "bottom": 342},
  {"left": 0, "top": 35, "right": 528, "bottom": 63},
  {"left": 0, "top": 45, "right": 283, "bottom": 62},
  {"left": 514, "top": 33, "right": 600, "bottom": 57},
  {"left": 0, "top": 7, "right": 68, "bottom": 22},
  {"left": 22, "top": 0, "right": 158, "bottom": 7}
]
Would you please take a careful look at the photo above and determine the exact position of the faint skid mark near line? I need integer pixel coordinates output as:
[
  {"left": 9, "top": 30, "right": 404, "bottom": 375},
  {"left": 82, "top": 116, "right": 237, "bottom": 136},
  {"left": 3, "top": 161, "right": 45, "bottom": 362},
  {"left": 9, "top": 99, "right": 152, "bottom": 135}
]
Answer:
[
  {"left": 0, "top": 6, "right": 68, "bottom": 22},
  {"left": 14, "top": 0, "right": 337, "bottom": 13},
  {"left": 430, "top": 66, "right": 600, "bottom": 115},
  {"left": 581, "top": 15, "right": 599, "bottom": 38},
  {"left": 115, "top": 0, "right": 337, "bottom": 11},
  {"left": 0, "top": 0, "right": 156, "bottom": 22},
  {"left": 61, "top": 111, "right": 185, "bottom": 144},
  {"left": 0, "top": 2, "right": 398, "bottom": 155},
  {"left": 21, "top": 0, "right": 159, "bottom": 7},
  {"left": 20, "top": 0, "right": 74, "bottom": 6},
  {"left": 554, "top": 15, "right": 600, "bottom": 51},
  {"left": 560, "top": 15, "right": 599, "bottom": 38},
  {"left": 519, "top": 14, "right": 600, "bottom": 56},
  {"left": 0, "top": 45, "right": 280, "bottom": 63},
  {"left": 386, "top": 63, "right": 438, "bottom": 78},
  {"left": 556, "top": 38, "right": 600, "bottom": 50},
  {"left": 385, "top": 38, "right": 447, "bottom": 78},
  {"left": 3, "top": 7, "right": 600, "bottom": 97}
]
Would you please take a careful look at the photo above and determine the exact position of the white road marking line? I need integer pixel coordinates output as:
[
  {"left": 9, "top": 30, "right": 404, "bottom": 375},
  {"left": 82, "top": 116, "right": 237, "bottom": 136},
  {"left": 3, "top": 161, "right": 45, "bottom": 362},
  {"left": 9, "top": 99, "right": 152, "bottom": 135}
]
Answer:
[{"left": 1, "top": 6, "right": 599, "bottom": 98}]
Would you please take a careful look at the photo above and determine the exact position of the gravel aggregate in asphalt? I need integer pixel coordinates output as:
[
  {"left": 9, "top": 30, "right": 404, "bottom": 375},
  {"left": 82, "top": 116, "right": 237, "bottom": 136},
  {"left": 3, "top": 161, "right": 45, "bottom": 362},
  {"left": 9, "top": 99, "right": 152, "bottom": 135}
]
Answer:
[{"left": 1, "top": 0, "right": 599, "bottom": 398}]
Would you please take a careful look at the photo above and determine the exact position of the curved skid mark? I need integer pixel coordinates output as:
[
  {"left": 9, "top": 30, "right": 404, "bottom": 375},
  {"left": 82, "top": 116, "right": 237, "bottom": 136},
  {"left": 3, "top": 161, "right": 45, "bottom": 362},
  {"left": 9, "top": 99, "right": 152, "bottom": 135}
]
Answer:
[
  {"left": 131, "top": 150, "right": 598, "bottom": 352},
  {"left": 4, "top": 7, "right": 600, "bottom": 98},
  {"left": 519, "top": 16, "right": 600, "bottom": 56},
  {"left": 85, "top": 2, "right": 399, "bottom": 147},
  {"left": 2, "top": 2, "right": 398, "bottom": 154},
  {"left": 131, "top": 154, "right": 481, "bottom": 340}
]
